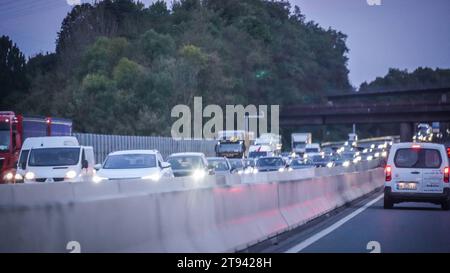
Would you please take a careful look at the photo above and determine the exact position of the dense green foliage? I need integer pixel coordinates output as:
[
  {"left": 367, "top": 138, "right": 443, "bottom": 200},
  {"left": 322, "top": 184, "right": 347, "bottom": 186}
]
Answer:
[
  {"left": 3, "top": 0, "right": 352, "bottom": 136},
  {"left": 0, "top": 35, "right": 28, "bottom": 109},
  {"left": 360, "top": 67, "right": 450, "bottom": 92}
]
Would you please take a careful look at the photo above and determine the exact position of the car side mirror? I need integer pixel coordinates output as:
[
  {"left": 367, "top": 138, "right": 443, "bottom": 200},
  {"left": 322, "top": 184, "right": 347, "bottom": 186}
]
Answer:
[
  {"left": 94, "top": 164, "right": 102, "bottom": 171},
  {"left": 161, "top": 162, "right": 171, "bottom": 169},
  {"left": 82, "top": 160, "right": 89, "bottom": 169}
]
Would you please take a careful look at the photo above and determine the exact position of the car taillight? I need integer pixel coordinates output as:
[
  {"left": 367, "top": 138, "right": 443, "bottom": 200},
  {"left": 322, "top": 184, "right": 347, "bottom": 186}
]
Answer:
[
  {"left": 444, "top": 167, "right": 449, "bottom": 183},
  {"left": 385, "top": 165, "right": 392, "bottom": 182}
]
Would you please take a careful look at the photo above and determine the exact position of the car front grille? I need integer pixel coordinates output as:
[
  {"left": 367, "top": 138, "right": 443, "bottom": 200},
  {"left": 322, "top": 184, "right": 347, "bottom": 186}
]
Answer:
[{"left": 35, "top": 178, "right": 65, "bottom": 182}]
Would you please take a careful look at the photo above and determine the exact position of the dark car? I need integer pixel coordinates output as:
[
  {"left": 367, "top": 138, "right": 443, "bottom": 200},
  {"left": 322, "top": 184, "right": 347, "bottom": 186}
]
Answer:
[
  {"left": 289, "top": 158, "right": 315, "bottom": 170},
  {"left": 309, "top": 154, "right": 333, "bottom": 168},
  {"left": 167, "top": 152, "right": 213, "bottom": 178},
  {"left": 255, "top": 156, "right": 286, "bottom": 173},
  {"left": 229, "top": 158, "right": 245, "bottom": 174}
]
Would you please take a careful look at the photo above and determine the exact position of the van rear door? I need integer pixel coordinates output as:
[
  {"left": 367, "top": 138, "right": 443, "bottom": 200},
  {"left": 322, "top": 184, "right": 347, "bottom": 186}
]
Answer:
[{"left": 393, "top": 147, "right": 443, "bottom": 193}]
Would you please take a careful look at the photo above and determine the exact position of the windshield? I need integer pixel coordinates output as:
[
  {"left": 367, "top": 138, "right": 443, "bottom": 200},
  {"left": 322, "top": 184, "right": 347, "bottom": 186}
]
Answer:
[
  {"left": 168, "top": 156, "right": 204, "bottom": 170},
  {"left": 257, "top": 157, "right": 284, "bottom": 167},
  {"left": 103, "top": 154, "right": 157, "bottom": 169},
  {"left": 293, "top": 143, "right": 306, "bottom": 149},
  {"left": 291, "top": 159, "right": 310, "bottom": 166},
  {"left": 229, "top": 159, "right": 244, "bottom": 169},
  {"left": 305, "top": 148, "right": 319, "bottom": 153},
  {"left": 310, "top": 155, "right": 328, "bottom": 162},
  {"left": 207, "top": 159, "right": 230, "bottom": 171},
  {"left": 0, "top": 125, "right": 10, "bottom": 151},
  {"left": 28, "top": 148, "right": 80, "bottom": 167},
  {"left": 217, "top": 143, "right": 243, "bottom": 153},
  {"left": 249, "top": 151, "right": 268, "bottom": 158}
]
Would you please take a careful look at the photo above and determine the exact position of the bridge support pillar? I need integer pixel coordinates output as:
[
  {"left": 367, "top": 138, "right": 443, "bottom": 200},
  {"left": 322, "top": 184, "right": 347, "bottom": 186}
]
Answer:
[{"left": 400, "top": 122, "right": 414, "bottom": 142}]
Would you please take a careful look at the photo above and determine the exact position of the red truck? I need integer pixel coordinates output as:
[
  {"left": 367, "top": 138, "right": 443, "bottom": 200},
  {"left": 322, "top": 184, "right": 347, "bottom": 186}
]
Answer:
[{"left": 0, "top": 111, "right": 72, "bottom": 183}]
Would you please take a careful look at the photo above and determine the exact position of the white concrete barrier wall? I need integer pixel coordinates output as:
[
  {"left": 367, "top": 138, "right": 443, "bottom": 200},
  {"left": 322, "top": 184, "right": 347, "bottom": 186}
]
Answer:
[{"left": 0, "top": 167, "right": 384, "bottom": 253}]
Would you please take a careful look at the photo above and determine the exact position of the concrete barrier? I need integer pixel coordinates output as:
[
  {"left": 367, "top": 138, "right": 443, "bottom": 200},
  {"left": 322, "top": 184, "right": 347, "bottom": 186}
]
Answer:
[{"left": 0, "top": 166, "right": 384, "bottom": 253}]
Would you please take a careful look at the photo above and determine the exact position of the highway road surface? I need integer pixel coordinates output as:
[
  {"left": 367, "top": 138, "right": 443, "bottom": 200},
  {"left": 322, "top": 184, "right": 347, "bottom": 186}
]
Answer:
[{"left": 247, "top": 189, "right": 450, "bottom": 253}]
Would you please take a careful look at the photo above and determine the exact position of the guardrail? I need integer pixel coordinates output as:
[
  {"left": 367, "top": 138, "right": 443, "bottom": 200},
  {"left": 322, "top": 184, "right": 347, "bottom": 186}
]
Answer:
[{"left": 0, "top": 160, "right": 383, "bottom": 252}]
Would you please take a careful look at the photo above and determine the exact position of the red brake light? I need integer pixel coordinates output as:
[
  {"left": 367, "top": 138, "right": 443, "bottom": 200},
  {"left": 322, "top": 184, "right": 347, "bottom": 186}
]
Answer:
[
  {"left": 444, "top": 167, "right": 449, "bottom": 183},
  {"left": 46, "top": 117, "right": 51, "bottom": 124},
  {"left": 412, "top": 144, "right": 421, "bottom": 149},
  {"left": 385, "top": 165, "right": 392, "bottom": 182}
]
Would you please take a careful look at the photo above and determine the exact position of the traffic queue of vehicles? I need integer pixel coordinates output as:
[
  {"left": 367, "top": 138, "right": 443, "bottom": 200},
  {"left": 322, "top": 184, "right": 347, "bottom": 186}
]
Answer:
[{"left": 3, "top": 114, "right": 394, "bottom": 184}]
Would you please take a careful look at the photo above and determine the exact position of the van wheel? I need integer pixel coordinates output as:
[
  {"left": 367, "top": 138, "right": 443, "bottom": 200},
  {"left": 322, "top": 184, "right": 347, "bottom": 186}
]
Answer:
[
  {"left": 441, "top": 200, "right": 450, "bottom": 211},
  {"left": 383, "top": 196, "right": 393, "bottom": 209}
]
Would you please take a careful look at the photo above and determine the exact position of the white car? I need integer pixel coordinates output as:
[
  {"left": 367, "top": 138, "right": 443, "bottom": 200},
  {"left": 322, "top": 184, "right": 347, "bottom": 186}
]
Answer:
[
  {"left": 384, "top": 142, "right": 450, "bottom": 210},
  {"left": 93, "top": 150, "right": 173, "bottom": 182}
]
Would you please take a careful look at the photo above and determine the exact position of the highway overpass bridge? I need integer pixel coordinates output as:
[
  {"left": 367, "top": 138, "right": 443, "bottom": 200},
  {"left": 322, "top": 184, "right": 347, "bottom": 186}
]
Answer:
[{"left": 280, "top": 87, "right": 450, "bottom": 141}]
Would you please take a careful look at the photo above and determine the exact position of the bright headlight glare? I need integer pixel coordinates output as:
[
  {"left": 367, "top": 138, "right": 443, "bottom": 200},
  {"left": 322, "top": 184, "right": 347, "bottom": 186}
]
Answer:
[
  {"left": 4, "top": 172, "right": 13, "bottom": 181},
  {"left": 326, "top": 162, "right": 333, "bottom": 168},
  {"left": 343, "top": 161, "right": 350, "bottom": 167},
  {"left": 25, "top": 172, "right": 35, "bottom": 180},
  {"left": 142, "top": 173, "right": 161, "bottom": 181},
  {"left": 192, "top": 169, "right": 206, "bottom": 180},
  {"left": 65, "top": 170, "right": 77, "bottom": 179},
  {"left": 367, "top": 156, "right": 373, "bottom": 161},
  {"left": 278, "top": 167, "right": 285, "bottom": 172},
  {"left": 382, "top": 151, "right": 387, "bottom": 158},
  {"left": 15, "top": 173, "right": 23, "bottom": 180},
  {"left": 93, "top": 175, "right": 107, "bottom": 183},
  {"left": 252, "top": 168, "right": 258, "bottom": 174},
  {"left": 288, "top": 167, "right": 293, "bottom": 172}
]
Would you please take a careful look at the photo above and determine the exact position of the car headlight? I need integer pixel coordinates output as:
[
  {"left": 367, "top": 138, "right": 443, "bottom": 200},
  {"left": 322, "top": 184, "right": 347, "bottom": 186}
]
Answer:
[
  {"left": 367, "top": 155, "right": 373, "bottom": 161},
  {"left": 92, "top": 175, "right": 107, "bottom": 183},
  {"left": 252, "top": 168, "right": 259, "bottom": 174},
  {"left": 192, "top": 169, "right": 206, "bottom": 180},
  {"left": 343, "top": 161, "right": 350, "bottom": 167},
  {"left": 142, "top": 173, "right": 161, "bottom": 181},
  {"left": 25, "top": 172, "right": 35, "bottom": 180},
  {"left": 374, "top": 152, "right": 380, "bottom": 158},
  {"left": 15, "top": 173, "right": 23, "bottom": 181},
  {"left": 326, "top": 162, "right": 333, "bottom": 168},
  {"left": 278, "top": 167, "right": 285, "bottom": 172},
  {"left": 381, "top": 151, "right": 387, "bottom": 158},
  {"left": 237, "top": 170, "right": 244, "bottom": 175},
  {"left": 287, "top": 167, "right": 293, "bottom": 172},
  {"left": 3, "top": 172, "right": 14, "bottom": 181},
  {"left": 65, "top": 170, "right": 78, "bottom": 179}
]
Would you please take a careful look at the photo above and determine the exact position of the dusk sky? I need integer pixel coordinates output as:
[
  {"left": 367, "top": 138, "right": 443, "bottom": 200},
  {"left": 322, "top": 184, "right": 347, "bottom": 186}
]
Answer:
[{"left": 1, "top": 0, "right": 449, "bottom": 87}]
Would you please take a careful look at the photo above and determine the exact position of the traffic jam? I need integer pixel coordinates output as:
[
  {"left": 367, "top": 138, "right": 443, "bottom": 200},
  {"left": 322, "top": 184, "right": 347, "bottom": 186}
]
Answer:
[
  {"left": 1, "top": 111, "right": 393, "bottom": 185},
  {"left": 2, "top": 110, "right": 449, "bottom": 211}
]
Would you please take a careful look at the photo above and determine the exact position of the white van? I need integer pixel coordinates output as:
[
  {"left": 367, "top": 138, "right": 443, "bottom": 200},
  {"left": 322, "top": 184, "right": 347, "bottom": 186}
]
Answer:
[
  {"left": 384, "top": 142, "right": 450, "bottom": 210},
  {"left": 22, "top": 137, "right": 95, "bottom": 183},
  {"left": 16, "top": 136, "right": 80, "bottom": 181}
]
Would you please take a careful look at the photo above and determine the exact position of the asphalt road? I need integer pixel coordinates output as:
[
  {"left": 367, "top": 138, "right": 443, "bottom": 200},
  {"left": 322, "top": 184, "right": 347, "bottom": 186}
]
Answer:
[{"left": 249, "top": 189, "right": 450, "bottom": 253}]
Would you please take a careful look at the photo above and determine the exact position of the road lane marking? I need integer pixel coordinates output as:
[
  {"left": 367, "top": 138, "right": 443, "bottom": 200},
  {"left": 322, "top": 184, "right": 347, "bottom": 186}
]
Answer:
[{"left": 284, "top": 193, "right": 384, "bottom": 253}]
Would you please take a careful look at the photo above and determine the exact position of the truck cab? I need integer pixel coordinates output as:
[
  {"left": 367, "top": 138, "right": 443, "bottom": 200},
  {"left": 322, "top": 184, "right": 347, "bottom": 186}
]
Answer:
[{"left": 0, "top": 111, "right": 72, "bottom": 183}]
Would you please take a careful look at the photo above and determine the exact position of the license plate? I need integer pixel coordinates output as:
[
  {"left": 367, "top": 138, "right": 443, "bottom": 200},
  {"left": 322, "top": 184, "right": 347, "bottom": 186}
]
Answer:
[{"left": 397, "top": 182, "right": 417, "bottom": 190}]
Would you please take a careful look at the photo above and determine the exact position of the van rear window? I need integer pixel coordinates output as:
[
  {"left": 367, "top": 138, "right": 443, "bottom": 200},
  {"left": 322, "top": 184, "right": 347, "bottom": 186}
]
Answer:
[{"left": 394, "top": 148, "right": 441, "bottom": 168}]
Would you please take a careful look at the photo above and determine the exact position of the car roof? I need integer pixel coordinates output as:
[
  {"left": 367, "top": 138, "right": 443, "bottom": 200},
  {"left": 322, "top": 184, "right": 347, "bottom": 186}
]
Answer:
[
  {"left": 207, "top": 157, "right": 228, "bottom": 160},
  {"left": 168, "top": 152, "right": 205, "bottom": 157},
  {"left": 108, "top": 150, "right": 158, "bottom": 156},
  {"left": 22, "top": 136, "right": 79, "bottom": 149}
]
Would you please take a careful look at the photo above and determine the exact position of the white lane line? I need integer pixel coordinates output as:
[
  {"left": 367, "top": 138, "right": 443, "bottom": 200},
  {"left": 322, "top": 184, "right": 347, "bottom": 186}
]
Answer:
[{"left": 284, "top": 193, "right": 384, "bottom": 253}]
